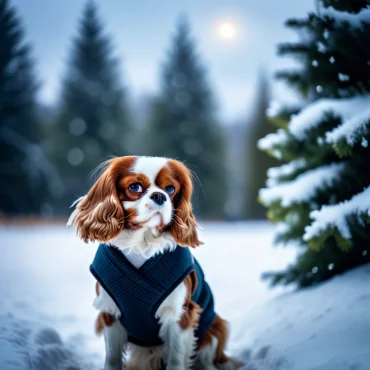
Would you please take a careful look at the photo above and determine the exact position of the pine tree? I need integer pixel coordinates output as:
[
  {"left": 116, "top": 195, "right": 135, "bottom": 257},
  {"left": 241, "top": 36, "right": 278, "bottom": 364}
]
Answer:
[
  {"left": 259, "top": 1, "right": 370, "bottom": 287},
  {"left": 48, "top": 0, "right": 130, "bottom": 213},
  {"left": 146, "top": 18, "right": 226, "bottom": 218},
  {"left": 244, "top": 71, "right": 277, "bottom": 219},
  {"left": 0, "top": 0, "right": 49, "bottom": 215}
]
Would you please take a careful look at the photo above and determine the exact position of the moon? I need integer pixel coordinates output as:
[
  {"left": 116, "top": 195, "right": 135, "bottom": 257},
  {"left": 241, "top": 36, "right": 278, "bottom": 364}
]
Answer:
[{"left": 217, "top": 21, "right": 238, "bottom": 41}]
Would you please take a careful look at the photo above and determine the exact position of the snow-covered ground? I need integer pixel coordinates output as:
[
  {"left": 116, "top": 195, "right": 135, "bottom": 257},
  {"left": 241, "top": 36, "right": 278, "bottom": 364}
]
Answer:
[
  {"left": 1, "top": 222, "right": 369, "bottom": 370},
  {"left": 235, "top": 263, "right": 370, "bottom": 370}
]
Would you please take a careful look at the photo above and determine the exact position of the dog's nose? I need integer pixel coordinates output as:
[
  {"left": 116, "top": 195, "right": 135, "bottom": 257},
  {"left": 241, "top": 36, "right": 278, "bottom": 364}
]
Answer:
[{"left": 150, "top": 192, "right": 167, "bottom": 206}]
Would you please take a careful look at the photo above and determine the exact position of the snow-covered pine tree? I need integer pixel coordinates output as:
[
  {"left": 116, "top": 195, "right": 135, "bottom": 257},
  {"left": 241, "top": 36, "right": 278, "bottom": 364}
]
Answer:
[
  {"left": 146, "top": 18, "right": 226, "bottom": 218},
  {"left": 0, "top": 0, "right": 50, "bottom": 215},
  {"left": 48, "top": 0, "right": 130, "bottom": 213},
  {"left": 244, "top": 71, "right": 278, "bottom": 219},
  {"left": 259, "top": 0, "right": 370, "bottom": 287}
]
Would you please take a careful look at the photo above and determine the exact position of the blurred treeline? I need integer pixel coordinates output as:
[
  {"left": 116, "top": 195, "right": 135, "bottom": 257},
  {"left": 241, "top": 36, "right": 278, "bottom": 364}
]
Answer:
[{"left": 0, "top": 0, "right": 274, "bottom": 220}]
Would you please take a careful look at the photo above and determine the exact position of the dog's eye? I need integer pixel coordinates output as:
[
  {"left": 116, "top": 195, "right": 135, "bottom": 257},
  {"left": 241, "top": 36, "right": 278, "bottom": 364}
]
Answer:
[
  {"left": 128, "top": 183, "right": 143, "bottom": 193},
  {"left": 165, "top": 185, "right": 175, "bottom": 195}
]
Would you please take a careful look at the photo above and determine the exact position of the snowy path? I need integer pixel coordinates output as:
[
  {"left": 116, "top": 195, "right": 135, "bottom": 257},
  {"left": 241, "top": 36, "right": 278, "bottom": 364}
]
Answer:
[{"left": 2, "top": 223, "right": 369, "bottom": 370}]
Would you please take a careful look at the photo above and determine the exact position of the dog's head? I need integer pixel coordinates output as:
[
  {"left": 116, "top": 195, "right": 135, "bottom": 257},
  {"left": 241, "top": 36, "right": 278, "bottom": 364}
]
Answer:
[{"left": 68, "top": 156, "right": 201, "bottom": 247}]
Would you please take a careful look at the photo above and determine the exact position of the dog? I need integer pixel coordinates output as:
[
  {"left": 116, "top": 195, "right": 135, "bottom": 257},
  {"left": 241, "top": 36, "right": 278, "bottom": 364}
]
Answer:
[{"left": 68, "top": 156, "right": 242, "bottom": 370}]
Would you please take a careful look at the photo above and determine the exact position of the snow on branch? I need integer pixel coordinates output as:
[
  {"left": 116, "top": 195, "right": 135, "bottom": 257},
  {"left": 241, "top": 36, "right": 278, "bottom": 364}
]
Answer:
[
  {"left": 266, "top": 158, "right": 307, "bottom": 187},
  {"left": 259, "top": 96, "right": 370, "bottom": 149},
  {"left": 266, "top": 100, "right": 282, "bottom": 118},
  {"left": 258, "top": 129, "right": 289, "bottom": 151},
  {"left": 289, "top": 96, "right": 370, "bottom": 140},
  {"left": 260, "top": 162, "right": 344, "bottom": 207},
  {"left": 322, "top": 6, "right": 370, "bottom": 27},
  {"left": 326, "top": 107, "right": 370, "bottom": 147},
  {"left": 304, "top": 186, "right": 370, "bottom": 241}
]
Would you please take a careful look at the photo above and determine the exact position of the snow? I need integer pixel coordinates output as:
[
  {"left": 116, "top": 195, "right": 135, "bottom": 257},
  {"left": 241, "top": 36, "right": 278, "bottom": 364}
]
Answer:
[
  {"left": 325, "top": 108, "right": 370, "bottom": 147},
  {"left": 258, "top": 129, "right": 289, "bottom": 151},
  {"left": 259, "top": 96, "right": 370, "bottom": 150},
  {"left": 289, "top": 96, "right": 370, "bottom": 140},
  {"left": 234, "top": 263, "right": 370, "bottom": 370},
  {"left": 316, "top": 41, "right": 327, "bottom": 54},
  {"left": 338, "top": 73, "right": 350, "bottom": 82},
  {"left": 0, "top": 317, "right": 96, "bottom": 370},
  {"left": 0, "top": 222, "right": 296, "bottom": 370},
  {"left": 322, "top": 6, "right": 370, "bottom": 27},
  {"left": 304, "top": 186, "right": 370, "bottom": 241},
  {"left": 2, "top": 223, "right": 370, "bottom": 370},
  {"left": 266, "top": 100, "right": 282, "bottom": 118},
  {"left": 312, "top": 60, "right": 319, "bottom": 67},
  {"left": 260, "top": 162, "right": 344, "bottom": 207},
  {"left": 266, "top": 158, "right": 307, "bottom": 187}
]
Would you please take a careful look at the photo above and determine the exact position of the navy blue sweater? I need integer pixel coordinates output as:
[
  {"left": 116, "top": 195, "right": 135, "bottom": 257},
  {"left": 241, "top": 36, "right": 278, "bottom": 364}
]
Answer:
[{"left": 90, "top": 244, "right": 215, "bottom": 347}]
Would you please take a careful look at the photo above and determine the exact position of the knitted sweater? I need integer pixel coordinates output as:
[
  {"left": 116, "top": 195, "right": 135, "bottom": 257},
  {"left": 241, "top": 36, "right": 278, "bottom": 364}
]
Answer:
[{"left": 90, "top": 243, "right": 215, "bottom": 347}]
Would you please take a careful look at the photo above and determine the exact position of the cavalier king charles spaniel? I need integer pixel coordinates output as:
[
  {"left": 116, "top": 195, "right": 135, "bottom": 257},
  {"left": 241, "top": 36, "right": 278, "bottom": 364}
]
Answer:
[{"left": 68, "top": 156, "right": 242, "bottom": 370}]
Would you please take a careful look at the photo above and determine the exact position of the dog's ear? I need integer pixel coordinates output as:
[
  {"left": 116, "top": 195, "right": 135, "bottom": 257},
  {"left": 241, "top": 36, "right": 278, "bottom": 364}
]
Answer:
[
  {"left": 68, "top": 156, "right": 135, "bottom": 243},
  {"left": 168, "top": 160, "right": 202, "bottom": 248},
  {"left": 187, "top": 269, "right": 198, "bottom": 296},
  {"left": 180, "top": 269, "right": 202, "bottom": 330}
]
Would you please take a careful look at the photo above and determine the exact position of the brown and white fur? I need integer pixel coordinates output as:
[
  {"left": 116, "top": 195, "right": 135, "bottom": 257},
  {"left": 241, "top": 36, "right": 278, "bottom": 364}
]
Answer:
[{"left": 68, "top": 156, "right": 243, "bottom": 370}]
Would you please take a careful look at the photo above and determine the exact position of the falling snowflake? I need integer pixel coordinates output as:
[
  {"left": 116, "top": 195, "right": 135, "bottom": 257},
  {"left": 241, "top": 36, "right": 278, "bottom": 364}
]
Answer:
[
  {"left": 67, "top": 148, "right": 84, "bottom": 166},
  {"left": 316, "top": 41, "right": 327, "bottom": 53},
  {"left": 338, "top": 73, "right": 350, "bottom": 82},
  {"left": 69, "top": 118, "right": 86, "bottom": 136},
  {"left": 317, "top": 137, "right": 325, "bottom": 145}
]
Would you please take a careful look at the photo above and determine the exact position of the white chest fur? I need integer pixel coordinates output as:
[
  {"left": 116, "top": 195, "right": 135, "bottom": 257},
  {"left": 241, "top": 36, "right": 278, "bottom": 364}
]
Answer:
[{"left": 121, "top": 248, "right": 150, "bottom": 269}]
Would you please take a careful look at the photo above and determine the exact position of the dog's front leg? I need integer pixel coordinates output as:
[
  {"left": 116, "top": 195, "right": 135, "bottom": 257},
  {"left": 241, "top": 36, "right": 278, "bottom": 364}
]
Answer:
[
  {"left": 103, "top": 319, "right": 128, "bottom": 370},
  {"left": 161, "top": 322, "right": 193, "bottom": 370},
  {"left": 94, "top": 286, "right": 128, "bottom": 370},
  {"left": 156, "top": 283, "right": 191, "bottom": 370}
]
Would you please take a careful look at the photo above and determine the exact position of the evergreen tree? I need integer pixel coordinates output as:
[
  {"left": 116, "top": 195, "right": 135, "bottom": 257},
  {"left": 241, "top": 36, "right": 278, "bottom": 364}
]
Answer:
[
  {"left": 48, "top": 0, "right": 130, "bottom": 213},
  {"left": 0, "top": 0, "right": 48, "bottom": 215},
  {"left": 146, "top": 18, "right": 226, "bottom": 218},
  {"left": 244, "top": 71, "right": 277, "bottom": 219},
  {"left": 259, "top": 1, "right": 370, "bottom": 287}
]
